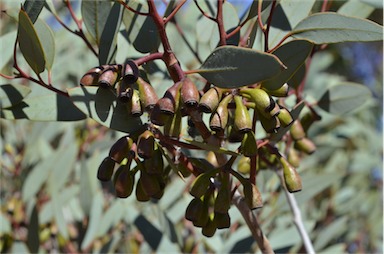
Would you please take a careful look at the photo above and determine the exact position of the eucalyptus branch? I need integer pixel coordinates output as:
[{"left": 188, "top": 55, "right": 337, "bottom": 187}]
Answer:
[
  {"left": 276, "top": 169, "right": 316, "bottom": 254},
  {"left": 163, "top": 0, "right": 187, "bottom": 24},
  {"left": 264, "top": 0, "right": 277, "bottom": 52},
  {"left": 216, "top": 0, "right": 227, "bottom": 46},
  {"left": 116, "top": 0, "right": 150, "bottom": 16},
  {"left": 193, "top": 0, "right": 216, "bottom": 21}
]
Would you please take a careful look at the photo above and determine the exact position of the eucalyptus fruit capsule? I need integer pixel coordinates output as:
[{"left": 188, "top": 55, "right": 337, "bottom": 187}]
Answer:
[
  {"left": 294, "top": 137, "right": 316, "bottom": 154},
  {"left": 202, "top": 216, "right": 217, "bottom": 237},
  {"left": 159, "top": 82, "right": 182, "bottom": 115},
  {"left": 122, "top": 60, "right": 139, "bottom": 84},
  {"left": 300, "top": 110, "right": 322, "bottom": 132},
  {"left": 214, "top": 212, "right": 231, "bottom": 229},
  {"left": 209, "top": 94, "right": 232, "bottom": 132},
  {"left": 240, "top": 88, "right": 275, "bottom": 118},
  {"left": 136, "top": 178, "right": 150, "bottom": 202},
  {"left": 214, "top": 187, "right": 231, "bottom": 214},
  {"left": 290, "top": 120, "right": 306, "bottom": 140},
  {"left": 259, "top": 113, "right": 280, "bottom": 133},
  {"left": 109, "top": 135, "right": 133, "bottom": 163},
  {"left": 130, "top": 89, "right": 143, "bottom": 117},
  {"left": 277, "top": 106, "right": 294, "bottom": 127},
  {"left": 288, "top": 148, "right": 301, "bottom": 168},
  {"left": 80, "top": 67, "right": 103, "bottom": 86},
  {"left": 234, "top": 95, "right": 252, "bottom": 133},
  {"left": 136, "top": 77, "right": 158, "bottom": 112},
  {"left": 262, "top": 83, "right": 289, "bottom": 97},
  {"left": 98, "top": 65, "right": 120, "bottom": 88},
  {"left": 137, "top": 130, "right": 155, "bottom": 159},
  {"left": 181, "top": 78, "right": 200, "bottom": 107},
  {"left": 190, "top": 172, "right": 212, "bottom": 198},
  {"left": 139, "top": 170, "right": 162, "bottom": 197},
  {"left": 185, "top": 198, "right": 204, "bottom": 223},
  {"left": 227, "top": 125, "right": 245, "bottom": 143},
  {"left": 164, "top": 107, "right": 182, "bottom": 138},
  {"left": 199, "top": 87, "right": 222, "bottom": 113},
  {"left": 279, "top": 156, "right": 302, "bottom": 193},
  {"left": 97, "top": 156, "right": 116, "bottom": 181},
  {"left": 113, "top": 163, "right": 134, "bottom": 198},
  {"left": 241, "top": 131, "right": 258, "bottom": 157},
  {"left": 144, "top": 148, "right": 164, "bottom": 175},
  {"left": 238, "top": 156, "right": 251, "bottom": 174},
  {"left": 243, "top": 182, "right": 263, "bottom": 210}
]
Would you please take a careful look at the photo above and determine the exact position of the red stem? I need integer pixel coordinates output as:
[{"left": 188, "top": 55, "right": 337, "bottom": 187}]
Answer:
[
  {"left": 118, "top": 0, "right": 150, "bottom": 16},
  {"left": 193, "top": 0, "right": 216, "bottom": 21},
  {"left": 164, "top": 0, "right": 187, "bottom": 24},
  {"left": 217, "top": 0, "right": 227, "bottom": 46}
]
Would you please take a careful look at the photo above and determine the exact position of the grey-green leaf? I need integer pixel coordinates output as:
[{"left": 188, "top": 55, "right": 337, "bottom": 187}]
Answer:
[
  {"left": 291, "top": 12, "right": 383, "bottom": 44},
  {"left": 262, "top": 39, "right": 313, "bottom": 90},
  {"left": 68, "top": 86, "right": 143, "bottom": 134},
  {"left": 196, "top": 46, "right": 285, "bottom": 88},
  {"left": 34, "top": 19, "right": 55, "bottom": 70},
  {"left": 99, "top": 2, "right": 124, "bottom": 65},
  {"left": 23, "top": 0, "right": 46, "bottom": 23},
  {"left": 317, "top": 83, "right": 372, "bottom": 115},
  {"left": 18, "top": 9, "right": 46, "bottom": 74},
  {"left": 0, "top": 84, "right": 31, "bottom": 109},
  {"left": 81, "top": 0, "right": 112, "bottom": 45},
  {"left": 1, "top": 93, "right": 86, "bottom": 121}
]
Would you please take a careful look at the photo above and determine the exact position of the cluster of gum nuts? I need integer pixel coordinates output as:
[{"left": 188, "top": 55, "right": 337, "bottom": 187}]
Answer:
[{"left": 80, "top": 61, "right": 319, "bottom": 237}]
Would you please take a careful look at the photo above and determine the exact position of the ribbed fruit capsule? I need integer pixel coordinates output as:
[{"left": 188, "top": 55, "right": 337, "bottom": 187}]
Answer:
[
  {"left": 122, "top": 60, "right": 139, "bottom": 84},
  {"left": 109, "top": 136, "right": 133, "bottom": 163},
  {"left": 193, "top": 200, "right": 210, "bottom": 228},
  {"left": 113, "top": 163, "right": 134, "bottom": 198},
  {"left": 227, "top": 125, "right": 245, "bottom": 143},
  {"left": 214, "top": 212, "right": 231, "bottom": 229},
  {"left": 199, "top": 87, "right": 222, "bottom": 113},
  {"left": 137, "top": 130, "right": 155, "bottom": 159},
  {"left": 210, "top": 94, "right": 232, "bottom": 132},
  {"left": 277, "top": 106, "right": 294, "bottom": 127},
  {"left": 164, "top": 107, "right": 182, "bottom": 138},
  {"left": 144, "top": 148, "right": 164, "bottom": 175},
  {"left": 97, "top": 157, "right": 115, "bottom": 181},
  {"left": 130, "top": 89, "right": 142, "bottom": 117},
  {"left": 185, "top": 198, "right": 204, "bottom": 223},
  {"left": 98, "top": 65, "right": 120, "bottom": 88},
  {"left": 262, "top": 83, "right": 289, "bottom": 97},
  {"left": 241, "top": 131, "right": 258, "bottom": 157},
  {"left": 279, "top": 156, "right": 302, "bottom": 193},
  {"left": 158, "top": 82, "right": 182, "bottom": 115},
  {"left": 259, "top": 113, "right": 280, "bottom": 133},
  {"left": 290, "top": 120, "right": 306, "bottom": 140},
  {"left": 136, "top": 178, "right": 150, "bottom": 202},
  {"left": 80, "top": 67, "right": 102, "bottom": 86},
  {"left": 243, "top": 182, "right": 263, "bottom": 210},
  {"left": 139, "top": 170, "right": 162, "bottom": 197},
  {"left": 288, "top": 148, "right": 300, "bottom": 168},
  {"left": 136, "top": 77, "right": 158, "bottom": 111},
  {"left": 150, "top": 103, "right": 171, "bottom": 126},
  {"left": 190, "top": 172, "right": 212, "bottom": 198},
  {"left": 234, "top": 95, "right": 252, "bottom": 133},
  {"left": 214, "top": 187, "right": 231, "bottom": 214},
  {"left": 240, "top": 88, "right": 275, "bottom": 118},
  {"left": 181, "top": 78, "right": 200, "bottom": 107},
  {"left": 294, "top": 137, "right": 316, "bottom": 154},
  {"left": 202, "top": 216, "right": 217, "bottom": 237}
]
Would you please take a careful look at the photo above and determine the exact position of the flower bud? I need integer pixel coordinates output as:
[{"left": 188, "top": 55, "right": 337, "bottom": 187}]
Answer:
[
  {"left": 98, "top": 65, "right": 120, "bottom": 88},
  {"left": 288, "top": 148, "right": 300, "bottom": 168},
  {"left": 209, "top": 94, "right": 232, "bottom": 132},
  {"left": 137, "top": 130, "right": 155, "bottom": 159},
  {"left": 240, "top": 88, "right": 275, "bottom": 118},
  {"left": 290, "top": 120, "right": 305, "bottom": 140},
  {"left": 262, "top": 83, "right": 289, "bottom": 97},
  {"left": 243, "top": 182, "right": 263, "bottom": 210},
  {"left": 109, "top": 136, "right": 134, "bottom": 163},
  {"left": 238, "top": 156, "right": 251, "bottom": 174},
  {"left": 80, "top": 67, "right": 102, "bottom": 86},
  {"left": 130, "top": 89, "right": 142, "bottom": 117},
  {"left": 214, "top": 212, "right": 230, "bottom": 229},
  {"left": 241, "top": 131, "right": 258, "bottom": 157},
  {"left": 234, "top": 95, "right": 252, "bottom": 133},
  {"left": 279, "top": 156, "right": 302, "bottom": 192},
  {"left": 199, "top": 87, "right": 222, "bottom": 113},
  {"left": 294, "top": 137, "right": 316, "bottom": 154},
  {"left": 136, "top": 77, "right": 158, "bottom": 111},
  {"left": 300, "top": 110, "right": 322, "bottom": 132},
  {"left": 277, "top": 106, "right": 293, "bottom": 127},
  {"left": 122, "top": 60, "right": 139, "bottom": 84},
  {"left": 269, "top": 101, "right": 281, "bottom": 117},
  {"left": 113, "top": 163, "right": 134, "bottom": 198},
  {"left": 181, "top": 78, "right": 200, "bottom": 107},
  {"left": 97, "top": 156, "right": 115, "bottom": 181}
]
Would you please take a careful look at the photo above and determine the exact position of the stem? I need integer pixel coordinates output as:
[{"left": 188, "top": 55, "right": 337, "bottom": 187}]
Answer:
[
  {"left": 232, "top": 190, "right": 275, "bottom": 254},
  {"left": 193, "top": 0, "right": 216, "bottom": 21},
  {"left": 277, "top": 169, "right": 316, "bottom": 254},
  {"left": 134, "top": 52, "right": 164, "bottom": 66},
  {"left": 164, "top": 0, "right": 187, "bottom": 24},
  {"left": 117, "top": 0, "right": 150, "bottom": 15},
  {"left": 216, "top": 0, "right": 227, "bottom": 46},
  {"left": 264, "top": 0, "right": 277, "bottom": 52}
]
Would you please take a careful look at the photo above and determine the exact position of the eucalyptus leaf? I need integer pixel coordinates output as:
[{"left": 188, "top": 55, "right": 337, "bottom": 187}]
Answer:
[
  {"left": 0, "top": 84, "right": 31, "bottom": 109},
  {"left": 262, "top": 39, "right": 313, "bottom": 90},
  {"left": 1, "top": 93, "right": 86, "bottom": 121},
  {"left": 317, "top": 83, "right": 372, "bottom": 115},
  {"left": 23, "top": 0, "right": 46, "bottom": 23},
  {"left": 68, "top": 86, "right": 143, "bottom": 134},
  {"left": 197, "top": 46, "right": 285, "bottom": 88},
  {"left": 17, "top": 9, "right": 45, "bottom": 74},
  {"left": 338, "top": 0, "right": 375, "bottom": 19},
  {"left": 81, "top": 191, "right": 104, "bottom": 250},
  {"left": 0, "top": 31, "right": 17, "bottom": 70},
  {"left": 34, "top": 19, "right": 55, "bottom": 70},
  {"left": 182, "top": 138, "right": 239, "bottom": 156},
  {"left": 81, "top": 0, "right": 111, "bottom": 45},
  {"left": 291, "top": 12, "right": 383, "bottom": 44}
]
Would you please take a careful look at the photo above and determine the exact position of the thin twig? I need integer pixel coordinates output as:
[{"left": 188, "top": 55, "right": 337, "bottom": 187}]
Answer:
[
  {"left": 193, "top": 0, "right": 216, "bottom": 21},
  {"left": 232, "top": 190, "right": 275, "bottom": 254},
  {"left": 117, "top": 0, "right": 150, "bottom": 16},
  {"left": 164, "top": 0, "right": 187, "bottom": 24},
  {"left": 216, "top": 0, "right": 227, "bottom": 46}
]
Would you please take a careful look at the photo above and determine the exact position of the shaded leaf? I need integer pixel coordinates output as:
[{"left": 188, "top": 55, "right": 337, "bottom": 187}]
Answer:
[
  {"left": 49, "top": 181, "right": 68, "bottom": 239},
  {"left": 68, "top": 86, "right": 143, "bottom": 133},
  {"left": 182, "top": 138, "right": 239, "bottom": 156},
  {"left": 26, "top": 205, "right": 39, "bottom": 253},
  {"left": 0, "top": 31, "right": 17, "bottom": 70},
  {"left": 314, "top": 216, "right": 348, "bottom": 251},
  {"left": 132, "top": 16, "right": 160, "bottom": 53},
  {"left": 262, "top": 39, "right": 313, "bottom": 90},
  {"left": 99, "top": 2, "right": 124, "bottom": 65},
  {"left": 18, "top": 9, "right": 45, "bottom": 74},
  {"left": 23, "top": 0, "right": 46, "bottom": 23},
  {"left": 34, "top": 19, "right": 55, "bottom": 70},
  {"left": 0, "top": 84, "right": 31, "bottom": 109},
  {"left": 1, "top": 93, "right": 86, "bottom": 121},
  {"left": 81, "top": 0, "right": 111, "bottom": 45},
  {"left": 291, "top": 12, "right": 383, "bottom": 44},
  {"left": 317, "top": 83, "right": 372, "bottom": 115},
  {"left": 197, "top": 46, "right": 285, "bottom": 88}
]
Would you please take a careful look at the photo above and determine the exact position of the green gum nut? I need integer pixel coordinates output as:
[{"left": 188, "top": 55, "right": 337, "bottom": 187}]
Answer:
[
  {"left": 97, "top": 156, "right": 116, "bottom": 181},
  {"left": 243, "top": 182, "right": 263, "bottom": 210},
  {"left": 136, "top": 77, "right": 159, "bottom": 112},
  {"left": 269, "top": 101, "right": 281, "bottom": 117},
  {"left": 240, "top": 88, "right": 275, "bottom": 118},
  {"left": 238, "top": 156, "right": 251, "bottom": 174},
  {"left": 130, "top": 89, "right": 142, "bottom": 117},
  {"left": 144, "top": 148, "right": 164, "bottom": 175},
  {"left": 193, "top": 198, "right": 210, "bottom": 228},
  {"left": 185, "top": 198, "right": 204, "bottom": 223},
  {"left": 190, "top": 172, "right": 212, "bottom": 198},
  {"left": 113, "top": 163, "right": 134, "bottom": 198},
  {"left": 214, "top": 212, "right": 231, "bottom": 229},
  {"left": 98, "top": 65, "right": 120, "bottom": 88},
  {"left": 241, "top": 131, "right": 258, "bottom": 157},
  {"left": 136, "top": 178, "right": 150, "bottom": 202},
  {"left": 159, "top": 82, "right": 182, "bottom": 115},
  {"left": 259, "top": 113, "right": 280, "bottom": 133},
  {"left": 234, "top": 95, "right": 252, "bottom": 133},
  {"left": 202, "top": 215, "right": 217, "bottom": 237},
  {"left": 163, "top": 106, "right": 182, "bottom": 138},
  {"left": 294, "top": 137, "right": 316, "bottom": 154},
  {"left": 279, "top": 156, "right": 302, "bottom": 193},
  {"left": 262, "top": 83, "right": 289, "bottom": 97},
  {"left": 277, "top": 106, "right": 294, "bottom": 127},
  {"left": 288, "top": 148, "right": 301, "bottom": 168},
  {"left": 209, "top": 94, "right": 232, "bottom": 132},
  {"left": 199, "top": 87, "right": 222, "bottom": 113},
  {"left": 140, "top": 170, "right": 162, "bottom": 197},
  {"left": 214, "top": 187, "right": 231, "bottom": 214},
  {"left": 80, "top": 67, "right": 102, "bottom": 86},
  {"left": 290, "top": 120, "right": 306, "bottom": 141},
  {"left": 300, "top": 110, "right": 322, "bottom": 132},
  {"left": 137, "top": 130, "right": 155, "bottom": 159},
  {"left": 150, "top": 103, "right": 171, "bottom": 126},
  {"left": 181, "top": 78, "right": 200, "bottom": 107},
  {"left": 109, "top": 135, "right": 133, "bottom": 163},
  {"left": 227, "top": 125, "right": 245, "bottom": 143}
]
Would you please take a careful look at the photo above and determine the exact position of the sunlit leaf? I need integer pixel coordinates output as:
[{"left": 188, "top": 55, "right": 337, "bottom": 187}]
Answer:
[
  {"left": 317, "top": 83, "right": 372, "bottom": 115},
  {"left": 81, "top": 0, "right": 111, "bottom": 45},
  {"left": 68, "top": 86, "right": 143, "bottom": 134},
  {"left": 0, "top": 84, "right": 31, "bottom": 109},
  {"left": 314, "top": 216, "right": 348, "bottom": 250},
  {"left": 197, "top": 46, "right": 285, "bottom": 88},
  {"left": 26, "top": 205, "right": 39, "bottom": 253},
  {"left": 1, "top": 93, "right": 86, "bottom": 121},
  {"left": 291, "top": 12, "right": 383, "bottom": 44},
  {"left": 18, "top": 9, "right": 45, "bottom": 74},
  {"left": 23, "top": 0, "right": 46, "bottom": 23},
  {"left": 338, "top": 0, "right": 375, "bottom": 19},
  {"left": 0, "top": 31, "right": 17, "bottom": 70},
  {"left": 81, "top": 191, "right": 104, "bottom": 250},
  {"left": 262, "top": 39, "right": 313, "bottom": 90},
  {"left": 34, "top": 19, "right": 55, "bottom": 70}
]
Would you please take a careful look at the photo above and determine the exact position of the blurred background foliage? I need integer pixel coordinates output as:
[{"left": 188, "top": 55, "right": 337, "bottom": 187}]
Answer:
[{"left": 0, "top": 0, "right": 383, "bottom": 253}]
